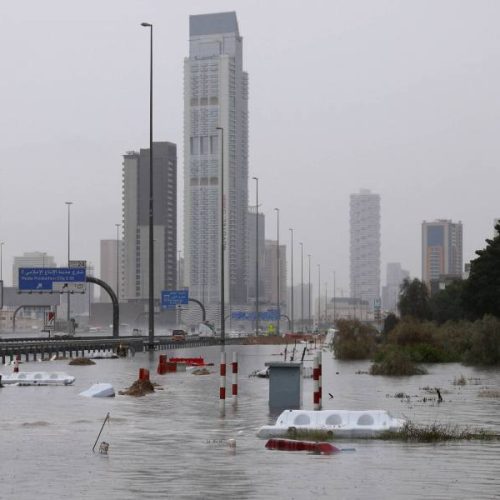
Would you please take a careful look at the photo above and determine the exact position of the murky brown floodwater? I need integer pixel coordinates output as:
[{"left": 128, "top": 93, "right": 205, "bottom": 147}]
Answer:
[{"left": 1, "top": 343, "right": 499, "bottom": 499}]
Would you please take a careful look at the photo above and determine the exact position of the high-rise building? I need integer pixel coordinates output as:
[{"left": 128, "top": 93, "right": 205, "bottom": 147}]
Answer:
[
  {"left": 350, "top": 189, "right": 381, "bottom": 309},
  {"left": 263, "top": 241, "right": 287, "bottom": 307},
  {"left": 381, "top": 262, "right": 409, "bottom": 313},
  {"left": 99, "top": 239, "right": 122, "bottom": 303},
  {"left": 247, "top": 208, "right": 265, "bottom": 302},
  {"left": 422, "top": 219, "right": 463, "bottom": 286},
  {"left": 12, "top": 252, "right": 56, "bottom": 287},
  {"left": 122, "top": 142, "right": 177, "bottom": 300},
  {"left": 184, "top": 12, "right": 249, "bottom": 312}
]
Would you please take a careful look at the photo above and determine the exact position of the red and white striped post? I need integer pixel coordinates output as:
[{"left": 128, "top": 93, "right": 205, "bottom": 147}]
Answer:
[
  {"left": 313, "top": 353, "right": 320, "bottom": 410},
  {"left": 318, "top": 350, "right": 323, "bottom": 410},
  {"left": 231, "top": 351, "right": 238, "bottom": 406},
  {"left": 219, "top": 351, "right": 226, "bottom": 415}
]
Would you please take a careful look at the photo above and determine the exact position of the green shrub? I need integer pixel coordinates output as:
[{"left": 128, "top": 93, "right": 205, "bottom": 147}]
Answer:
[
  {"left": 370, "top": 348, "right": 427, "bottom": 376},
  {"left": 387, "top": 318, "right": 438, "bottom": 347},
  {"left": 333, "top": 319, "right": 377, "bottom": 360},
  {"left": 463, "top": 315, "right": 500, "bottom": 365}
]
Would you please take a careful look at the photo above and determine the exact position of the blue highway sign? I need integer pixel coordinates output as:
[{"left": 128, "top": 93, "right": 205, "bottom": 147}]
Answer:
[
  {"left": 161, "top": 289, "right": 189, "bottom": 309},
  {"left": 19, "top": 267, "right": 87, "bottom": 291}
]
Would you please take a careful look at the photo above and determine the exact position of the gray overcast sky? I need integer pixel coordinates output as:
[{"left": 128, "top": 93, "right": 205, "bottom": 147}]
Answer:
[{"left": 1, "top": 0, "right": 499, "bottom": 294}]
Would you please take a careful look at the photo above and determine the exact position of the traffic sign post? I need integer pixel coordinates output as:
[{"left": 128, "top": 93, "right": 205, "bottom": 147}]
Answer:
[
  {"left": 161, "top": 289, "right": 189, "bottom": 309},
  {"left": 18, "top": 268, "right": 87, "bottom": 293}
]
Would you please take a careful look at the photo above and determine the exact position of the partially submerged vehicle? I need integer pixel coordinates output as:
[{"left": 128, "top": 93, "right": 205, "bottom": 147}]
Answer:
[
  {"left": 80, "top": 383, "right": 115, "bottom": 398},
  {"left": 1, "top": 371, "right": 75, "bottom": 386},
  {"left": 257, "top": 409, "right": 405, "bottom": 439}
]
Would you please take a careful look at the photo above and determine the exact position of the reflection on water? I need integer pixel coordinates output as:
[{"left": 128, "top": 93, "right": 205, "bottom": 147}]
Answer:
[{"left": 1, "top": 344, "right": 499, "bottom": 499}]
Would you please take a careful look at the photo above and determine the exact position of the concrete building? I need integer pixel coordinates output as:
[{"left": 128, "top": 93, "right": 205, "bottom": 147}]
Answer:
[
  {"left": 122, "top": 142, "right": 177, "bottom": 301},
  {"left": 382, "top": 262, "right": 409, "bottom": 314},
  {"left": 263, "top": 240, "right": 287, "bottom": 307},
  {"left": 422, "top": 220, "right": 463, "bottom": 287},
  {"left": 247, "top": 208, "right": 265, "bottom": 303},
  {"left": 350, "top": 189, "right": 381, "bottom": 310},
  {"left": 184, "top": 11, "right": 249, "bottom": 318},
  {"left": 12, "top": 252, "right": 56, "bottom": 287},
  {"left": 99, "top": 239, "right": 122, "bottom": 303}
]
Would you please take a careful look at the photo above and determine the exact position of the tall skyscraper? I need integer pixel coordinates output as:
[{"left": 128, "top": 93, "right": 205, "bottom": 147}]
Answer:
[
  {"left": 422, "top": 219, "right": 463, "bottom": 286},
  {"left": 122, "top": 142, "right": 177, "bottom": 301},
  {"left": 184, "top": 12, "right": 249, "bottom": 311},
  {"left": 350, "top": 189, "right": 381, "bottom": 309}
]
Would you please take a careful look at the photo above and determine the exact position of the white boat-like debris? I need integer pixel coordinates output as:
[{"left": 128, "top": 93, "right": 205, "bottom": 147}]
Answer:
[
  {"left": 257, "top": 409, "right": 405, "bottom": 439},
  {"left": 1, "top": 371, "right": 76, "bottom": 386},
  {"left": 79, "top": 383, "right": 115, "bottom": 398}
]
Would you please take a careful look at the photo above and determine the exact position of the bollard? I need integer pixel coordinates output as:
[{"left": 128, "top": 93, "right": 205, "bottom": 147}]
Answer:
[
  {"left": 220, "top": 351, "right": 226, "bottom": 415},
  {"left": 139, "top": 368, "right": 150, "bottom": 381},
  {"left": 313, "top": 353, "right": 320, "bottom": 410},
  {"left": 157, "top": 355, "right": 168, "bottom": 375},
  {"left": 318, "top": 350, "right": 322, "bottom": 410},
  {"left": 232, "top": 352, "right": 238, "bottom": 406}
]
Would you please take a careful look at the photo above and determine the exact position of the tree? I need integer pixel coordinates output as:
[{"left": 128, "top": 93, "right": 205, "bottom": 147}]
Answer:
[
  {"left": 462, "top": 223, "right": 500, "bottom": 320},
  {"left": 429, "top": 279, "right": 466, "bottom": 324},
  {"left": 397, "top": 278, "right": 431, "bottom": 320},
  {"left": 382, "top": 313, "right": 399, "bottom": 337}
]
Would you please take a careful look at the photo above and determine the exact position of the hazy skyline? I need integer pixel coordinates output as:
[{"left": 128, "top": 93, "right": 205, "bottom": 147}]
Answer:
[{"left": 1, "top": 0, "right": 499, "bottom": 295}]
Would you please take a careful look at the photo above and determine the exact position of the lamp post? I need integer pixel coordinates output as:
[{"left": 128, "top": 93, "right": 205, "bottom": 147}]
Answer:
[
  {"left": 307, "top": 254, "right": 311, "bottom": 331},
  {"left": 289, "top": 228, "right": 294, "bottom": 333},
  {"left": 0, "top": 241, "right": 4, "bottom": 282},
  {"left": 274, "top": 208, "right": 280, "bottom": 336},
  {"left": 141, "top": 21, "right": 155, "bottom": 349},
  {"left": 65, "top": 201, "right": 73, "bottom": 335},
  {"left": 333, "top": 270, "right": 336, "bottom": 325},
  {"left": 253, "top": 176, "right": 259, "bottom": 336},
  {"left": 317, "top": 263, "right": 321, "bottom": 329},
  {"left": 216, "top": 126, "right": 225, "bottom": 347},
  {"left": 115, "top": 224, "right": 120, "bottom": 303},
  {"left": 299, "top": 242, "right": 304, "bottom": 332}
]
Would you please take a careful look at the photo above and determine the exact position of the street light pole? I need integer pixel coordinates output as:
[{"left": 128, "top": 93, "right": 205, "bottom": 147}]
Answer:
[
  {"left": 0, "top": 241, "right": 4, "bottom": 282},
  {"left": 141, "top": 22, "right": 155, "bottom": 349},
  {"left": 115, "top": 224, "right": 120, "bottom": 303},
  {"left": 65, "top": 201, "right": 73, "bottom": 335},
  {"left": 299, "top": 242, "right": 303, "bottom": 332},
  {"left": 289, "top": 228, "right": 294, "bottom": 333},
  {"left": 308, "top": 254, "right": 311, "bottom": 331},
  {"left": 333, "top": 270, "right": 336, "bottom": 325},
  {"left": 253, "top": 177, "right": 259, "bottom": 336},
  {"left": 317, "top": 263, "right": 321, "bottom": 329},
  {"left": 274, "top": 208, "right": 280, "bottom": 336},
  {"left": 216, "top": 126, "right": 225, "bottom": 347}
]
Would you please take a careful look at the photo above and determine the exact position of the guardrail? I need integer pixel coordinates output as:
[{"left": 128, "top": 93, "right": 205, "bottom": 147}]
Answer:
[{"left": 0, "top": 336, "right": 244, "bottom": 364}]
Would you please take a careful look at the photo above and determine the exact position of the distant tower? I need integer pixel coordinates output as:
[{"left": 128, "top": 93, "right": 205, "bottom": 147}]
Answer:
[
  {"left": 122, "top": 142, "right": 177, "bottom": 301},
  {"left": 422, "top": 220, "right": 463, "bottom": 286},
  {"left": 350, "top": 189, "right": 381, "bottom": 309},
  {"left": 184, "top": 12, "right": 249, "bottom": 309},
  {"left": 382, "top": 263, "right": 409, "bottom": 313},
  {"left": 99, "top": 239, "right": 122, "bottom": 303}
]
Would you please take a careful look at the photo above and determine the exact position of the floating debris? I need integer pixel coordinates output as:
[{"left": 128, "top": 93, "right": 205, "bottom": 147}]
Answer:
[
  {"left": 191, "top": 367, "right": 211, "bottom": 376},
  {"left": 453, "top": 375, "right": 467, "bottom": 386},
  {"left": 69, "top": 358, "right": 96, "bottom": 366},
  {"left": 119, "top": 379, "right": 155, "bottom": 396},
  {"left": 379, "top": 421, "right": 498, "bottom": 442},
  {"left": 478, "top": 389, "right": 500, "bottom": 398}
]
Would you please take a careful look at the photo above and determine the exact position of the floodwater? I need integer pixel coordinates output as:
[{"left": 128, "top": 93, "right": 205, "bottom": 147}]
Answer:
[{"left": 1, "top": 343, "right": 500, "bottom": 499}]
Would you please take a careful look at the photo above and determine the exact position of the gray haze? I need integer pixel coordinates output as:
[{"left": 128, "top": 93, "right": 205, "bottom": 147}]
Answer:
[{"left": 1, "top": 0, "right": 499, "bottom": 295}]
